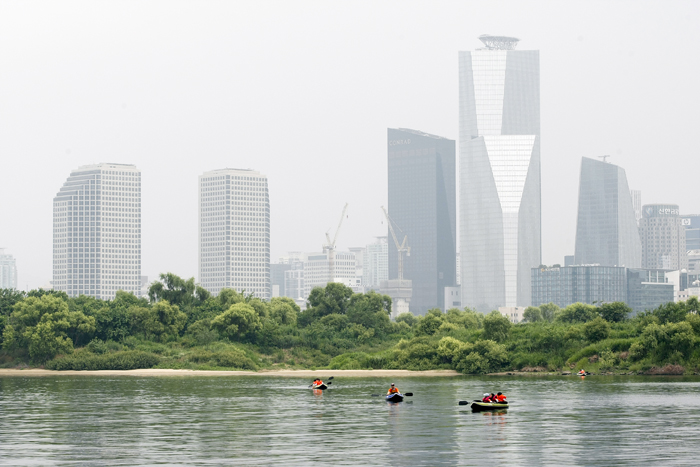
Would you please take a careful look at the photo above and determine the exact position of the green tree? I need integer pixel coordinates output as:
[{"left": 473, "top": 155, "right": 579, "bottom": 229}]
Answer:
[
  {"left": 128, "top": 300, "right": 186, "bottom": 341},
  {"left": 523, "top": 306, "right": 543, "bottom": 323},
  {"left": 212, "top": 303, "right": 262, "bottom": 341},
  {"left": 482, "top": 311, "right": 512, "bottom": 342},
  {"left": 583, "top": 317, "right": 611, "bottom": 342},
  {"left": 539, "top": 303, "right": 560, "bottom": 322},
  {"left": 269, "top": 297, "right": 299, "bottom": 326},
  {"left": 453, "top": 339, "right": 508, "bottom": 374},
  {"left": 599, "top": 302, "right": 631, "bottom": 322},
  {"left": 395, "top": 312, "right": 417, "bottom": 327},
  {"left": 415, "top": 310, "right": 444, "bottom": 336},
  {"left": 557, "top": 303, "right": 598, "bottom": 323},
  {"left": 299, "top": 283, "right": 354, "bottom": 326},
  {"left": 148, "top": 273, "right": 210, "bottom": 311}
]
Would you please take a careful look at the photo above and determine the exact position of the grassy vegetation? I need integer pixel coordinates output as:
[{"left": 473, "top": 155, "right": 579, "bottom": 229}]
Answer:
[{"left": 2, "top": 274, "right": 700, "bottom": 375}]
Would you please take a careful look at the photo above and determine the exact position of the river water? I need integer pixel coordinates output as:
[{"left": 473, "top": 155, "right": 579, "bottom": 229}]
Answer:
[{"left": 1, "top": 374, "right": 699, "bottom": 466}]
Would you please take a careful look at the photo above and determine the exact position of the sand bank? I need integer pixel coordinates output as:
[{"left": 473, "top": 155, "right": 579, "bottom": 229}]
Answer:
[{"left": 0, "top": 368, "right": 460, "bottom": 378}]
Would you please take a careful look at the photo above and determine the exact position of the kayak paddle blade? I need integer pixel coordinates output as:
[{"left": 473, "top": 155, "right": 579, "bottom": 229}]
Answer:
[{"left": 458, "top": 401, "right": 469, "bottom": 405}]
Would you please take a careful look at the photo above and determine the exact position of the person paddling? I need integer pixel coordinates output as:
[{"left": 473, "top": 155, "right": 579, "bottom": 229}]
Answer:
[
  {"left": 387, "top": 383, "right": 400, "bottom": 395},
  {"left": 496, "top": 392, "right": 507, "bottom": 403},
  {"left": 482, "top": 393, "right": 492, "bottom": 402},
  {"left": 578, "top": 369, "right": 586, "bottom": 376},
  {"left": 313, "top": 379, "right": 324, "bottom": 387}
]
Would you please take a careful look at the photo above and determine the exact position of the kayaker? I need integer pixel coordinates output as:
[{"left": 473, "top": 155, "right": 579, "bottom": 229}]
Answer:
[
  {"left": 313, "top": 379, "right": 323, "bottom": 387},
  {"left": 489, "top": 393, "right": 496, "bottom": 402},
  {"left": 387, "top": 383, "right": 400, "bottom": 395},
  {"left": 496, "top": 392, "right": 506, "bottom": 403},
  {"left": 578, "top": 369, "right": 586, "bottom": 376},
  {"left": 481, "top": 393, "right": 491, "bottom": 402}
]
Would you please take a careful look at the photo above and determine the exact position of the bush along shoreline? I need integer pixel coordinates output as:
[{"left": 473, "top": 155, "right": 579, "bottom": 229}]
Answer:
[{"left": 2, "top": 273, "right": 700, "bottom": 375}]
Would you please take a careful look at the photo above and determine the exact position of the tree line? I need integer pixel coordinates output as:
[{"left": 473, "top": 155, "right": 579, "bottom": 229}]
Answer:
[{"left": 1, "top": 273, "right": 699, "bottom": 374}]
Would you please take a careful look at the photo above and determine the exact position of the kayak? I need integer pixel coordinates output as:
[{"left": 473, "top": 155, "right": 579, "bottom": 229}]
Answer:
[
  {"left": 471, "top": 401, "right": 508, "bottom": 411},
  {"left": 386, "top": 393, "right": 404, "bottom": 402},
  {"left": 312, "top": 384, "right": 328, "bottom": 390}
]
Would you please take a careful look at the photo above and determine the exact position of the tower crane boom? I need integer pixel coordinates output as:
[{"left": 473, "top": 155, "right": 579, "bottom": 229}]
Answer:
[
  {"left": 323, "top": 203, "right": 349, "bottom": 281},
  {"left": 381, "top": 206, "right": 409, "bottom": 281}
]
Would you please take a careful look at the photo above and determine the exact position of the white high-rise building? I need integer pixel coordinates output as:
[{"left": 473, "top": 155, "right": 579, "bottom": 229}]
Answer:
[
  {"left": 363, "top": 237, "right": 388, "bottom": 289},
  {"left": 0, "top": 249, "right": 18, "bottom": 289},
  {"left": 53, "top": 163, "right": 141, "bottom": 299},
  {"left": 199, "top": 168, "right": 270, "bottom": 299},
  {"left": 459, "top": 35, "right": 541, "bottom": 311},
  {"left": 303, "top": 251, "right": 356, "bottom": 298}
]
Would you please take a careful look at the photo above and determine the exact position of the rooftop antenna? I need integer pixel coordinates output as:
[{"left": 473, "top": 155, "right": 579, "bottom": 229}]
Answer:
[{"left": 598, "top": 155, "right": 610, "bottom": 163}]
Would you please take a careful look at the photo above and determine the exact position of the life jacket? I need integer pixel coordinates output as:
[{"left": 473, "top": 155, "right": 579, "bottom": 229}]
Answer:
[
  {"left": 482, "top": 396, "right": 491, "bottom": 402},
  {"left": 496, "top": 395, "right": 506, "bottom": 402},
  {"left": 388, "top": 387, "right": 399, "bottom": 394}
]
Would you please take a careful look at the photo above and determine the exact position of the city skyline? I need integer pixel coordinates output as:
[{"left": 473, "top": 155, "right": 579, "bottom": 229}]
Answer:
[{"left": 1, "top": 2, "right": 699, "bottom": 292}]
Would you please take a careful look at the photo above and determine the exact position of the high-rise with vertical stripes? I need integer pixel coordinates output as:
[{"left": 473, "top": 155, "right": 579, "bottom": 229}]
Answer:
[
  {"left": 199, "top": 168, "right": 270, "bottom": 299},
  {"left": 459, "top": 35, "right": 541, "bottom": 311},
  {"left": 53, "top": 163, "right": 141, "bottom": 299}
]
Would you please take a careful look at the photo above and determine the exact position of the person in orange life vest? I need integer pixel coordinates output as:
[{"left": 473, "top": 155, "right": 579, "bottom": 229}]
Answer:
[
  {"left": 496, "top": 392, "right": 507, "bottom": 403},
  {"left": 482, "top": 393, "right": 491, "bottom": 402},
  {"left": 313, "top": 379, "right": 323, "bottom": 387},
  {"left": 387, "top": 383, "right": 400, "bottom": 395}
]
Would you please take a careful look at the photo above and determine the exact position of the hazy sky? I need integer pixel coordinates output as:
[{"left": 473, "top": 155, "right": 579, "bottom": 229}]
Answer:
[{"left": 1, "top": 0, "right": 699, "bottom": 290}]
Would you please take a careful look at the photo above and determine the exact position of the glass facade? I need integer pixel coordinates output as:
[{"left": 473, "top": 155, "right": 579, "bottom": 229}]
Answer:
[
  {"left": 53, "top": 163, "right": 141, "bottom": 299},
  {"left": 682, "top": 214, "right": 700, "bottom": 251},
  {"left": 574, "top": 157, "right": 641, "bottom": 268},
  {"left": 459, "top": 41, "right": 541, "bottom": 311},
  {"left": 627, "top": 268, "right": 675, "bottom": 314},
  {"left": 363, "top": 237, "right": 388, "bottom": 290},
  {"left": 387, "top": 128, "right": 456, "bottom": 315},
  {"left": 531, "top": 265, "right": 627, "bottom": 309},
  {"left": 198, "top": 168, "right": 270, "bottom": 299}
]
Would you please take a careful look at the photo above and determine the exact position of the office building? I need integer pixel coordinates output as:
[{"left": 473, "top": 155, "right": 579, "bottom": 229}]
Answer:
[
  {"left": 531, "top": 265, "right": 627, "bottom": 309},
  {"left": 363, "top": 237, "right": 388, "bottom": 290},
  {"left": 0, "top": 249, "right": 18, "bottom": 289},
  {"left": 388, "top": 128, "right": 456, "bottom": 314},
  {"left": 303, "top": 251, "right": 356, "bottom": 298},
  {"left": 459, "top": 35, "right": 541, "bottom": 311},
  {"left": 284, "top": 265, "right": 305, "bottom": 300},
  {"left": 627, "top": 269, "right": 675, "bottom": 314},
  {"left": 574, "top": 157, "right": 641, "bottom": 268},
  {"left": 53, "top": 163, "right": 141, "bottom": 299},
  {"left": 639, "top": 204, "right": 687, "bottom": 271},
  {"left": 349, "top": 247, "right": 365, "bottom": 284},
  {"left": 198, "top": 168, "right": 270, "bottom": 299},
  {"left": 270, "top": 263, "right": 291, "bottom": 297},
  {"left": 681, "top": 214, "right": 700, "bottom": 251}
]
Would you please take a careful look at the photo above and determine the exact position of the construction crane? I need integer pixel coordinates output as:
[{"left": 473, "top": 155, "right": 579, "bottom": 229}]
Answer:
[
  {"left": 381, "top": 206, "right": 410, "bottom": 280},
  {"left": 598, "top": 155, "right": 610, "bottom": 163},
  {"left": 323, "top": 203, "right": 349, "bottom": 281}
]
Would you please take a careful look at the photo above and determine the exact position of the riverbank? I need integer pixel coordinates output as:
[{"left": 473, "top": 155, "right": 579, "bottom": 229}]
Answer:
[{"left": 0, "top": 368, "right": 460, "bottom": 378}]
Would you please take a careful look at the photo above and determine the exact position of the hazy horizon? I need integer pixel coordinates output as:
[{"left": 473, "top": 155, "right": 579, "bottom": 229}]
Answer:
[{"left": 1, "top": 0, "right": 699, "bottom": 290}]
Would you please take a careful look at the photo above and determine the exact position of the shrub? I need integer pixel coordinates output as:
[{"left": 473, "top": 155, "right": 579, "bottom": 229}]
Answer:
[
  {"left": 482, "top": 311, "right": 511, "bottom": 342},
  {"left": 584, "top": 317, "right": 611, "bottom": 342},
  {"left": 45, "top": 350, "right": 160, "bottom": 370}
]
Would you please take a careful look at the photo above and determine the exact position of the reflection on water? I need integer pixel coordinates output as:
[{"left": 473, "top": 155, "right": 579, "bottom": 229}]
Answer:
[{"left": 1, "top": 375, "right": 700, "bottom": 466}]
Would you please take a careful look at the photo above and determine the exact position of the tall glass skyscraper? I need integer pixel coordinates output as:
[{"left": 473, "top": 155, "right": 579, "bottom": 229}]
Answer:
[
  {"left": 0, "top": 249, "right": 18, "bottom": 290},
  {"left": 459, "top": 35, "right": 541, "bottom": 311},
  {"left": 574, "top": 157, "right": 641, "bottom": 268},
  {"left": 53, "top": 163, "right": 142, "bottom": 299},
  {"left": 198, "top": 168, "right": 270, "bottom": 299},
  {"left": 387, "top": 128, "right": 456, "bottom": 314}
]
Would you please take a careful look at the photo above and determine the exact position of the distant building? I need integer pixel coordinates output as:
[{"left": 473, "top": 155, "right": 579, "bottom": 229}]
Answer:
[
  {"left": 284, "top": 266, "right": 304, "bottom": 300},
  {"left": 444, "top": 286, "right": 461, "bottom": 311},
  {"left": 53, "top": 163, "right": 141, "bottom": 299},
  {"left": 574, "top": 157, "right": 641, "bottom": 268},
  {"left": 198, "top": 168, "right": 270, "bottom": 299},
  {"left": 639, "top": 204, "right": 687, "bottom": 271},
  {"left": 499, "top": 306, "right": 525, "bottom": 324},
  {"left": 681, "top": 214, "right": 700, "bottom": 251},
  {"left": 631, "top": 190, "right": 642, "bottom": 224},
  {"left": 564, "top": 255, "right": 575, "bottom": 267},
  {"left": 270, "top": 263, "right": 291, "bottom": 298},
  {"left": 349, "top": 247, "right": 365, "bottom": 285},
  {"left": 388, "top": 128, "right": 456, "bottom": 315},
  {"left": 0, "top": 249, "right": 18, "bottom": 289},
  {"left": 627, "top": 269, "right": 675, "bottom": 314},
  {"left": 140, "top": 275, "right": 150, "bottom": 298},
  {"left": 380, "top": 279, "right": 412, "bottom": 318},
  {"left": 459, "top": 35, "right": 541, "bottom": 311},
  {"left": 531, "top": 265, "right": 627, "bottom": 309},
  {"left": 303, "top": 251, "right": 356, "bottom": 298},
  {"left": 363, "top": 237, "right": 388, "bottom": 290}
]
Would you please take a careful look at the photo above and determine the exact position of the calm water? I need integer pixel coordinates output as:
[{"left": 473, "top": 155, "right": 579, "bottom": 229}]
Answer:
[{"left": 1, "top": 374, "right": 699, "bottom": 466}]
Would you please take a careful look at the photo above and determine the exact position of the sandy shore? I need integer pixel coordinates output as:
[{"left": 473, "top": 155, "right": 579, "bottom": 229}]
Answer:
[{"left": 0, "top": 368, "right": 460, "bottom": 378}]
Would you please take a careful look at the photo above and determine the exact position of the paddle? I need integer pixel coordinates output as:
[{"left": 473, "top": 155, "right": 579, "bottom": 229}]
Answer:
[{"left": 372, "top": 392, "right": 413, "bottom": 397}]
